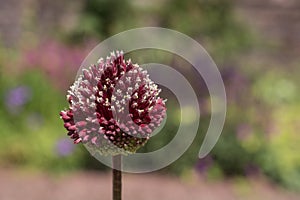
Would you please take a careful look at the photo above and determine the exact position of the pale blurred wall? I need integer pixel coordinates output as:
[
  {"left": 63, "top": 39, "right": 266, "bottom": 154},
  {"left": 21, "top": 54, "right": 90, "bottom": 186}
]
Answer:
[
  {"left": 1, "top": 0, "right": 300, "bottom": 55},
  {"left": 236, "top": 0, "right": 300, "bottom": 58},
  {"left": 0, "top": 0, "right": 82, "bottom": 47}
]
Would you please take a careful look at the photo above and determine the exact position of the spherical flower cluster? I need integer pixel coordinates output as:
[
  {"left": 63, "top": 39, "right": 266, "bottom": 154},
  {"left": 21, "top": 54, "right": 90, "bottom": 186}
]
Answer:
[{"left": 60, "top": 51, "right": 166, "bottom": 155}]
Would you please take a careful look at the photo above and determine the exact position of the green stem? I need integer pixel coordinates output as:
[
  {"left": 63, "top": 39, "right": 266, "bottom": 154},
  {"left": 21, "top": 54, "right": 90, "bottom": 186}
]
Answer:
[{"left": 112, "top": 155, "right": 122, "bottom": 200}]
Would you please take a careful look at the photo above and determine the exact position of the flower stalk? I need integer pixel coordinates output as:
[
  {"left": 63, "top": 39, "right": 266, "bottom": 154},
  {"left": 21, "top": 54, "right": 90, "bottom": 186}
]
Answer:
[{"left": 113, "top": 155, "right": 122, "bottom": 200}]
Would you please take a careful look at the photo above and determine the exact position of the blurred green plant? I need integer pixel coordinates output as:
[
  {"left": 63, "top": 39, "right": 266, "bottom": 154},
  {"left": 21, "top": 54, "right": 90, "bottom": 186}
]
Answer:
[
  {"left": 67, "top": 0, "right": 135, "bottom": 43},
  {"left": 159, "top": 0, "right": 254, "bottom": 62},
  {"left": 253, "top": 71, "right": 300, "bottom": 190},
  {"left": 0, "top": 66, "right": 105, "bottom": 172}
]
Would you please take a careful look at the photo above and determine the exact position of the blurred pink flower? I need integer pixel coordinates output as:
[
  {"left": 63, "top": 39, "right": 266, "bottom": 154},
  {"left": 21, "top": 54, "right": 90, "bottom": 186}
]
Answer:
[
  {"left": 23, "top": 39, "right": 95, "bottom": 90},
  {"left": 236, "top": 123, "right": 252, "bottom": 141}
]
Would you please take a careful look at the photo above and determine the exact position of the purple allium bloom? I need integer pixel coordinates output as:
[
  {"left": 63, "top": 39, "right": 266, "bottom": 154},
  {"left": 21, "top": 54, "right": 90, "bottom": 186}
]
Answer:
[
  {"left": 60, "top": 51, "right": 167, "bottom": 155},
  {"left": 56, "top": 138, "right": 75, "bottom": 156},
  {"left": 5, "top": 86, "right": 32, "bottom": 113}
]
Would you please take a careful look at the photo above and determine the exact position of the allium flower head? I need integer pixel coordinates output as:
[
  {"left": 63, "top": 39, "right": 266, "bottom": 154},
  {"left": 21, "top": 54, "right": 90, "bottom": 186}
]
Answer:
[{"left": 60, "top": 51, "right": 166, "bottom": 155}]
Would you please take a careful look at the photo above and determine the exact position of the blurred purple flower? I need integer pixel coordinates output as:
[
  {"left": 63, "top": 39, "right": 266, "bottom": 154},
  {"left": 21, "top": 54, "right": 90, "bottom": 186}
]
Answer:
[
  {"left": 195, "top": 155, "right": 213, "bottom": 174},
  {"left": 55, "top": 138, "right": 75, "bottom": 157},
  {"left": 5, "top": 86, "right": 32, "bottom": 113}
]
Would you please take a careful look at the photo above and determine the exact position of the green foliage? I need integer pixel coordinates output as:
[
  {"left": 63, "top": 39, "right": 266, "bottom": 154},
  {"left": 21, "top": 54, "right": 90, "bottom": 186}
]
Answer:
[
  {"left": 159, "top": 0, "right": 254, "bottom": 62},
  {"left": 259, "top": 104, "right": 300, "bottom": 190},
  {"left": 0, "top": 68, "right": 90, "bottom": 171},
  {"left": 67, "top": 0, "right": 134, "bottom": 42},
  {"left": 252, "top": 71, "right": 300, "bottom": 190}
]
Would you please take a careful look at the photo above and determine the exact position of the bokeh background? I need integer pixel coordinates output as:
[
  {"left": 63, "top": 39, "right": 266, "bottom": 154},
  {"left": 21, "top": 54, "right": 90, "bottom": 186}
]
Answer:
[{"left": 1, "top": 0, "right": 300, "bottom": 199}]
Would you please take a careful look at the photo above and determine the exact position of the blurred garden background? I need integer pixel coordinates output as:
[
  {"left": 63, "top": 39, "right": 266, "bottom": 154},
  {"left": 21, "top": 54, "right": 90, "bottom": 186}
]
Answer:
[{"left": 1, "top": 0, "right": 300, "bottom": 199}]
